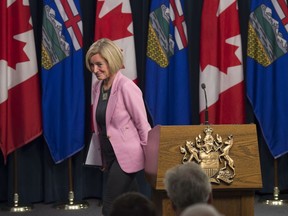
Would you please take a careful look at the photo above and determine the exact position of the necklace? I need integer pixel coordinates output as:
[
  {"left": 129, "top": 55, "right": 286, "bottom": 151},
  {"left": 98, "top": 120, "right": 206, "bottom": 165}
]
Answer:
[{"left": 102, "top": 86, "right": 109, "bottom": 100}]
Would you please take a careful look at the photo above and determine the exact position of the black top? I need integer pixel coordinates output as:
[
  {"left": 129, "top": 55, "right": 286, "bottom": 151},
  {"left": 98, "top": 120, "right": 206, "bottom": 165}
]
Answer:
[{"left": 96, "top": 85, "right": 115, "bottom": 169}]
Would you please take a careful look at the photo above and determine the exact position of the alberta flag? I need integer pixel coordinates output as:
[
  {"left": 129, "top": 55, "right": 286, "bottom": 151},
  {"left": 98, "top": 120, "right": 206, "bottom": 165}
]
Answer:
[
  {"left": 41, "top": 0, "right": 85, "bottom": 163},
  {"left": 247, "top": 0, "right": 288, "bottom": 158},
  {"left": 199, "top": 0, "right": 245, "bottom": 124},
  {"left": 0, "top": 0, "right": 42, "bottom": 162},
  {"left": 145, "top": 0, "right": 191, "bottom": 125}
]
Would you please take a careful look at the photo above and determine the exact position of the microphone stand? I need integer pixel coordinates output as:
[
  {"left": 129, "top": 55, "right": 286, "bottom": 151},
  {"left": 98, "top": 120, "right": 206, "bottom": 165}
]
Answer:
[{"left": 201, "top": 83, "right": 209, "bottom": 125}]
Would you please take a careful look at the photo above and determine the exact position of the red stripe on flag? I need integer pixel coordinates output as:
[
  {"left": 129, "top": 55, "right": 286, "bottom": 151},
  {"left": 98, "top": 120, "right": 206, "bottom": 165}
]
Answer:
[
  {"left": 277, "top": 0, "right": 288, "bottom": 26},
  {"left": 170, "top": 0, "right": 187, "bottom": 47},
  {"left": 60, "top": 0, "right": 83, "bottom": 48},
  {"left": 0, "top": 75, "right": 42, "bottom": 162}
]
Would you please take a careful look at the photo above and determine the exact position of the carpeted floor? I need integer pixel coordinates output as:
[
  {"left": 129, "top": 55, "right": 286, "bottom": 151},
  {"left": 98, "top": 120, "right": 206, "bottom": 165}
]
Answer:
[{"left": 1, "top": 195, "right": 288, "bottom": 215}]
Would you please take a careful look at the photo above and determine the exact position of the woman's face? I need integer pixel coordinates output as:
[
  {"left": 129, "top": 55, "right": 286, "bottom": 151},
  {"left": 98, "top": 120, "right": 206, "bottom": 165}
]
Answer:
[{"left": 89, "top": 54, "right": 110, "bottom": 80}]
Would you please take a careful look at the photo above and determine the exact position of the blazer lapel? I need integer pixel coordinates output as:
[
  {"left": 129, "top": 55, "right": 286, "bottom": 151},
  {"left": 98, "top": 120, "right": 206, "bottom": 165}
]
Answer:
[
  {"left": 93, "top": 80, "right": 101, "bottom": 133},
  {"left": 105, "top": 72, "right": 122, "bottom": 128}
]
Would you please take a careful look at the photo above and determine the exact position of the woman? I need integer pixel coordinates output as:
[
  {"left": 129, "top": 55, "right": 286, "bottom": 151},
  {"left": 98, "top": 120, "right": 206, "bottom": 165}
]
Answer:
[{"left": 85, "top": 38, "right": 151, "bottom": 216}]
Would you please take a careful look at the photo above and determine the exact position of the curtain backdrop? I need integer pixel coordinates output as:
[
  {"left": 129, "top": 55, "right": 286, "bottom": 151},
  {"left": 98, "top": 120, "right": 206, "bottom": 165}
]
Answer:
[{"left": 1, "top": 0, "right": 288, "bottom": 204}]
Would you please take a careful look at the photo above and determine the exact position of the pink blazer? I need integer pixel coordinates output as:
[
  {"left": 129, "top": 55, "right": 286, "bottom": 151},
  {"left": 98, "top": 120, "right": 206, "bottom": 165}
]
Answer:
[{"left": 92, "top": 71, "right": 151, "bottom": 173}]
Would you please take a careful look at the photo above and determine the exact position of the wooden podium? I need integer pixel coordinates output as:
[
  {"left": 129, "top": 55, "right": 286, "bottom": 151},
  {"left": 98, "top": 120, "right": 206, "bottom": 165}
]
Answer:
[{"left": 144, "top": 124, "right": 262, "bottom": 216}]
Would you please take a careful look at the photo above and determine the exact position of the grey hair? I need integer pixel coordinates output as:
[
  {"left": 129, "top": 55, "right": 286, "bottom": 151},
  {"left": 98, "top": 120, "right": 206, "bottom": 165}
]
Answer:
[
  {"left": 180, "top": 203, "right": 222, "bottom": 216},
  {"left": 164, "top": 162, "right": 212, "bottom": 211}
]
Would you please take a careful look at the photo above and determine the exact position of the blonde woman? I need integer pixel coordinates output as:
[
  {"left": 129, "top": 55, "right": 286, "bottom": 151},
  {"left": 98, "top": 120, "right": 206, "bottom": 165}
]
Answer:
[{"left": 85, "top": 38, "right": 151, "bottom": 216}]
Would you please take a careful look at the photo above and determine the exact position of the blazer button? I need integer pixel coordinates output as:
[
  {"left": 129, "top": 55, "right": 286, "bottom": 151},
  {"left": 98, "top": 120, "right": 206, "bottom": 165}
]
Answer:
[{"left": 107, "top": 135, "right": 110, "bottom": 139}]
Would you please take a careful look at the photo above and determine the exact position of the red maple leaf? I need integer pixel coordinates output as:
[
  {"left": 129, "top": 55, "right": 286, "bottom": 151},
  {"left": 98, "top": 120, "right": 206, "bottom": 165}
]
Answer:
[
  {"left": 200, "top": 1, "right": 241, "bottom": 74},
  {"left": 95, "top": 1, "right": 133, "bottom": 40},
  {"left": 0, "top": 1, "right": 31, "bottom": 69}
]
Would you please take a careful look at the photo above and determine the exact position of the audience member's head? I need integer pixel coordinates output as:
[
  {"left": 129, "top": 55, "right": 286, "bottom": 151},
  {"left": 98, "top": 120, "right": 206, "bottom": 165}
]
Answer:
[
  {"left": 180, "top": 203, "right": 222, "bottom": 216},
  {"left": 164, "top": 162, "right": 212, "bottom": 215},
  {"left": 109, "top": 192, "right": 157, "bottom": 216}
]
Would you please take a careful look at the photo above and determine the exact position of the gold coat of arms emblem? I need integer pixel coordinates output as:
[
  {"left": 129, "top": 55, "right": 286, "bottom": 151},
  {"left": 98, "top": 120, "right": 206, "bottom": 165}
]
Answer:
[{"left": 180, "top": 126, "right": 235, "bottom": 184}]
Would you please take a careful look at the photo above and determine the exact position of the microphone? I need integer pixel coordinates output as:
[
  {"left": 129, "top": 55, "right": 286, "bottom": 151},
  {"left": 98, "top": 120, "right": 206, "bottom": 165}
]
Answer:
[{"left": 201, "top": 83, "right": 209, "bottom": 125}]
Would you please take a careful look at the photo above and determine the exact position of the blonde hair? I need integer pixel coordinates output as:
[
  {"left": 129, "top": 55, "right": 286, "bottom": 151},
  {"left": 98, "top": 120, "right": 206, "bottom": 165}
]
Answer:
[{"left": 85, "top": 38, "right": 123, "bottom": 74}]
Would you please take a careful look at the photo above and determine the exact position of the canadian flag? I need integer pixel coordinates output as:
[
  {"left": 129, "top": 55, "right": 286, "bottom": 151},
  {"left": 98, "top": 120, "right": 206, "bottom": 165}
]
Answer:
[
  {"left": 90, "top": 0, "right": 137, "bottom": 131},
  {"left": 199, "top": 0, "right": 245, "bottom": 124},
  {"left": 86, "top": 0, "right": 137, "bottom": 164},
  {"left": 94, "top": 0, "right": 137, "bottom": 81},
  {"left": 0, "top": 0, "right": 42, "bottom": 162}
]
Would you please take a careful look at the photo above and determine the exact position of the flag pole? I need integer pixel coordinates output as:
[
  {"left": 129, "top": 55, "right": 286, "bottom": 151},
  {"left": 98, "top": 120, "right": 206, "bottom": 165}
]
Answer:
[
  {"left": 262, "top": 158, "right": 288, "bottom": 205},
  {"left": 1, "top": 151, "right": 33, "bottom": 212},
  {"left": 54, "top": 157, "right": 89, "bottom": 210}
]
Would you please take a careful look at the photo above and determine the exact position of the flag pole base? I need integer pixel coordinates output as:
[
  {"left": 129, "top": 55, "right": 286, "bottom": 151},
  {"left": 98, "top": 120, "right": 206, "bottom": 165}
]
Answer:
[
  {"left": 263, "top": 199, "right": 288, "bottom": 206},
  {"left": 261, "top": 187, "right": 288, "bottom": 206},
  {"left": 53, "top": 191, "right": 89, "bottom": 210},
  {"left": 2, "top": 205, "right": 33, "bottom": 212},
  {"left": 54, "top": 202, "right": 89, "bottom": 210},
  {"left": 1, "top": 193, "right": 33, "bottom": 212}
]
